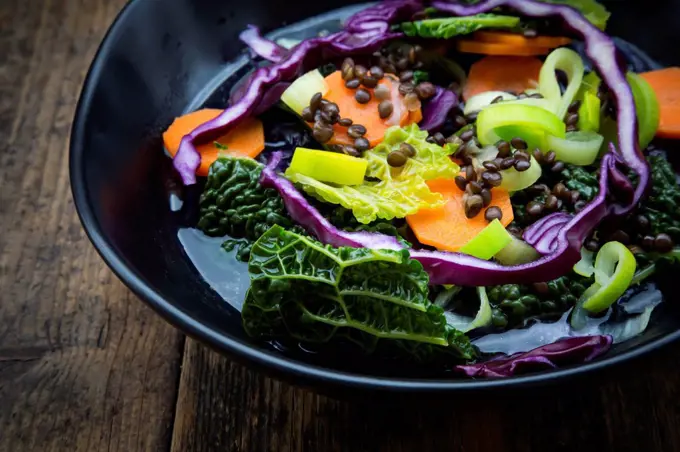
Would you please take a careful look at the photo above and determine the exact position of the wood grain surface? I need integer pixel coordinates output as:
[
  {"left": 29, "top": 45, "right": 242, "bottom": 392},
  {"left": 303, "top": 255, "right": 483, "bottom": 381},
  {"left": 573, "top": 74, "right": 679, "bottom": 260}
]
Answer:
[{"left": 2, "top": 1, "right": 680, "bottom": 451}]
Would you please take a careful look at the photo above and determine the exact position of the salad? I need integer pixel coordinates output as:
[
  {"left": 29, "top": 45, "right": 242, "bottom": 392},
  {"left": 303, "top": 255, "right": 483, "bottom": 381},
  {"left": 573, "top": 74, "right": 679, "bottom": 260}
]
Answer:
[{"left": 162, "top": 0, "right": 680, "bottom": 378}]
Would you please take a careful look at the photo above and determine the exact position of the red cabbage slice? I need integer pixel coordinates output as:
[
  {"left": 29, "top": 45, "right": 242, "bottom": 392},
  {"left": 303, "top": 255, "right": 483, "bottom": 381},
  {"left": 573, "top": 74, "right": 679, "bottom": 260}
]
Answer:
[
  {"left": 419, "top": 87, "right": 458, "bottom": 131},
  {"left": 173, "top": 1, "right": 421, "bottom": 185},
  {"left": 262, "top": 152, "right": 613, "bottom": 286},
  {"left": 523, "top": 213, "right": 573, "bottom": 255},
  {"left": 454, "top": 335, "right": 612, "bottom": 378},
  {"left": 239, "top": 25, "right": 288, "bottom": 63}
]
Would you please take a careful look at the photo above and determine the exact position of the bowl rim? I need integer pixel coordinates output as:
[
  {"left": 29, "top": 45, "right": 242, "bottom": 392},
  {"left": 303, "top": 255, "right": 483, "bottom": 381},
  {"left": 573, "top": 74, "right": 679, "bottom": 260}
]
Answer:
[{"left": 70, "top": 0, "right": 680, "bottom": 392}]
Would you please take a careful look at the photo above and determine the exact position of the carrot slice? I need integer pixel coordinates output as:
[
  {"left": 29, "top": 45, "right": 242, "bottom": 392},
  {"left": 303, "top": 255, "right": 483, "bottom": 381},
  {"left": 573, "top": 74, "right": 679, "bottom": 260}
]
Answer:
[
  {"left": 473, "top": 31, "right": 572, "bottom": 49},
  {"left": 456, "top": 39, "right": 551, "bottom": 57},
  {"left": 320, "top": 71, "right": 420, "bottom": 147},
  {"left": 406, "top": 178, "right": 514, "bottom": 253},
  {"left": 163, "top": 109, "right": 265, "bottom": 176},
  {"left": 640, "top": 67, "right": 680, "bottom": 139},
  {"left": 463, "top": 56, "right": 544, "bottom": 100}
]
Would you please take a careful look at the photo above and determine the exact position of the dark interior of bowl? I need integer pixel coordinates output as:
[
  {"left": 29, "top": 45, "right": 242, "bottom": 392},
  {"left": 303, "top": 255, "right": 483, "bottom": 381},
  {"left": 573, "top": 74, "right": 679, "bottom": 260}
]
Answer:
[{"left": 71, "top": 0, "right": 680, "bottom": 390}]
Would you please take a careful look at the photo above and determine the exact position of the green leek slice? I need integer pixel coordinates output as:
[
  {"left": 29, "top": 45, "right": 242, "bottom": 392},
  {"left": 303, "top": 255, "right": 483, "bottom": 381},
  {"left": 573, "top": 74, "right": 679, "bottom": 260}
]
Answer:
[
  {"left": 459, "top": 219, "right": 513, "bottom": 260},
  {"left": 578, "top": 91, "right": 601, "bottom": 132},
  {"left": 581, "top": 241, "right": 637, "bottom": 313},
  {"left": 495, "top": 237, "right": 541, "bottom": 265},
  {"left": 286, "top": 147, "right": 367, "bottom": 185},
  {"left": 538, "top": 48, "right": 585, "bottom": 119},
  {"left": 281, "top": 69, "right": 329, "bottom": 116},
  {"left": 477, "top": 103, "right": 565, "bottom": 150},
  {"left": 547, "top": 131, "right": 604, "bottom": 166},
  {"left": 627, "top": 72, "right": 660, "bottom": 149}
]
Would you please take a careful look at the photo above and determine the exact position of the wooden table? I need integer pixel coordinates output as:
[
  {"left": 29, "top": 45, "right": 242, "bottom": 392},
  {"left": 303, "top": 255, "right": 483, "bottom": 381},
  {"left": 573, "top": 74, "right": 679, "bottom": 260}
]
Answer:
[{"left": 3, "top": 0, "right": 680, "bottom": 450}]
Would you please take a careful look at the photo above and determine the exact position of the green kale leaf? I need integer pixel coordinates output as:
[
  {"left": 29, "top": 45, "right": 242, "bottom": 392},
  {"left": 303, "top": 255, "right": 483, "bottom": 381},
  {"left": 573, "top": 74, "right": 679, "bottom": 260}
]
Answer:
[
  {"left": 638, "top": 154, "right": 680, "bottom": 242},
  {"left": 242, "top": 225, "right": 474, "bottom": 362},
  {"left": 197, "top": 156, "right": 300, "bottom": 260},
  {"left": 401, "top": 14, "right": 520, "bottom": 39},
  {"left": 487, "top": 273, "right": 592, "bottom": 329}
]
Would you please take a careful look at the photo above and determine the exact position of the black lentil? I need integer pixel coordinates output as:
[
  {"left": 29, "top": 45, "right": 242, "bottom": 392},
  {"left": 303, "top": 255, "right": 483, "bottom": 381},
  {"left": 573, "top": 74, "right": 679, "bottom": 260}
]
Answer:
[
  {"left": 345, "top": 78, "right": 361, "bottom": 89},
  {"left": 496, "top": 140, "right": 511, "bottom": 157},
  {"left": 511, "top": 137, "right": 528, "bottom": 150},
  {"left": 455, "top": 175, "right": 468, "bottom": 191},
  {"left": 347, "top": 124, "right": 367, "bottom": 138},
  {"left": 465, "top": 194, "right": 484, "bottom": 218},
  {"left": 485, "top": 206, "right": 503, "bottom": 222},
  {"left": 387, "top": 151, "right": 407, "bottom": 167},
  {"left": 378, "top": 100, "right": 394, "bottom": 119},
  {"left": 400, "top": 142, "right": 416, "bottom": 157},
  {"left": 481, "top": 188, "right": 492, "bottom": 207},
  {"left": 514, "top": 160, "right": 531, "bottom": 172},
  {"left": 355, "top": 88, "right": 371, "bottom": 104}
]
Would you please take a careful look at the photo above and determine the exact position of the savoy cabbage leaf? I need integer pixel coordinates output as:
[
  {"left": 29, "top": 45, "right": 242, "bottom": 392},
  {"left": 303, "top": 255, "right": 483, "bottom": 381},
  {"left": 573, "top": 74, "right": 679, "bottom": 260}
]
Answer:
[
  {"left": 242, "top": 226, "right": 475, "bottom": 361},
  {"left": 401, "top": 13, "right": 520, "bottom": 39}
]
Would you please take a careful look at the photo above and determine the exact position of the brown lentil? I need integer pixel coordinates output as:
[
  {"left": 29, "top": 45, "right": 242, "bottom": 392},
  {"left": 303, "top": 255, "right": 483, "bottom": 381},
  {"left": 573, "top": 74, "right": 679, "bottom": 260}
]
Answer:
[
  {"left": 310, "top": 92, "right": 323, "bottom": 112},
  {"left": 312, "top": 123, "right": 334, "bottom": 143},
  {"left": 584, "top": 239, "right": 600, "bottom": 252},
  {"left": 396, "top": 57, "right": 409, "bottom": 71},
  {"left": 415, "top": 82, "right": 436, "bottom": 100},
  {"left": 345, "top": 78, "right": 361, "bottom": 89},
  {"left": 466, "top": 111, "right": 479, "bottom": 122},
  {"left": 553, "top": 182, "right": 568, "bottom": 198},
  {"left": 361, "top": 75, "right": 379, "bottom": 89},
  {"left": 482, "top": 170, "right": 503, "bottom": 187},
  {"left": 465, "top": 165, "right": 476, "bottom": 182},
  {"left": 400, "top": 142, "right": 416, "bottom": 157},
  {"left": 641, "top": 235, "right": 656, "bottom": 251},
  {"left": 485, "top": 206, "right": 503, "bottom": 222},
  {"left": 355, "top": 137, "right": 370, "bottom": 152},
  {"left": 341, "top": 58, "right": 355, "bottom": 80},
  {"left": 514, "top": 160, "right": 531, "bottom": 172},
  {"left": 483, "top": 161, "right": 500, "bottom": 172},
  {"left": 347, "top": 124, "right": 367, "bottom": 138},
  {"left": 378, "top": 100, "right": 394, "bottom": 119},
  {"left": 500, "top": 157, "right": 516, "bottom": 170},
  {"left": 574, "top": 200, "right": 587, "bottom": 212},
  {"left": 511, "top": 137, "right": 528, "bottom": 150},
  {"left": 342, "top": 146, "right": 361, "bottom": 157},
  {"left": 543, "top": 150, "right": 556, "bottom": 165},
  {"left": 387, "top": 151, "right": 408, "bottom": 167},
  {"left": 532, "top": 148, "right": 544, "bottom": 163},
  {"left": 301, "top": 106, "right": 314, "bottom": 122},
  {"left": 354, "top": 65, "right": 368, "bottom": 81},
  {"left": 609, "top": 230, "right": 631, "bottom": 245},
  {"left": 433, "top": 132, "right": 446, "bottom": 146},
  {"left": 460, "top": 129, "right": 475, "bottom": 142},
  {"left": 569, "top": 191, "right": 581, "bottom": 205},
  {"left": 398, "top": 82, "right": 415, "bottom": 96},
  {"left": 409, "top": 45, "right": 421, "bottom": 64},
  {"left": 551, "top": 161, "right": 566, "bottom": 172},
  {"left": 533, "top": 282, "right": 550, "bottom": 295},
  {"left": 496, "top": 140, "right": 511, "bottom": 157},
  {"left": 468, "top": 180, "right": 483, "bottom": 194},
  {"left": 634, "top": 214, "right": 650, "bottom": 232},
  {"left": 455, "top": 175, "right": 468, "bottom": 191},
  {"left": 545, "top": 194, "right": 559, "bottom": 210},
  {"left": 566, "top": 124, "right": 579, "bottom": 132},
  {"left": 568, "top": 100, "right": 582, "bottom": 113},
  {"left": 338, "top": 118, "right": 353, "bottom": 127},
  {"left": 355, "top": 88, "right": 371, "bottom": 104},
  {"left": 465, "top": 194, "right": 484, "bottom": 218},
  {"left": 370, "top": 66, "right": 384, "bottom": 80},
  {"left": 530, "top": 184, "right": 550, "bottom": 195},
  {"left": 399, "top": 70, "right": 414, "bottom": 83},
  {"left": 526, "top": 201, "right": 544, "bottom": 216},
  {"left": 481, "top": 188, "right": 492, "bottom": 207},
  {"left": 448, "top": 81, "right": 461, "bottom": 95},
  {"left": 566, "top": 113, "right": 579, "bottom": 126},
  {"left": 453, "top": 115, "right": 468, "bottom": 130},
  {"left": 320, "top": 111, "right": 338, "bottom": 124},
  {"left": 514, "top": 150, "right": 530, "bottom": 161},
  {"left": 654, "top": 233, "right": 674, "bottom": 253}
]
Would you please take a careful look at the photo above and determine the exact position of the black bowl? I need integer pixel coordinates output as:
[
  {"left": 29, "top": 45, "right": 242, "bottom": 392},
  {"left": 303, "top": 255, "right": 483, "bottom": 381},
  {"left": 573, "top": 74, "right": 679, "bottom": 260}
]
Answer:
[{"left": 70, "top": 0, "right": 680, "bottom": 392}]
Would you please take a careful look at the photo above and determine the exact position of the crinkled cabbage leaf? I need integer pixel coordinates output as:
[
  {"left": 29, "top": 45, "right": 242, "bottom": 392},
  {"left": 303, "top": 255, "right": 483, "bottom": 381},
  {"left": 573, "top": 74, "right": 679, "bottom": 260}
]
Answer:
[{"left": 242, "top": 225, "right": 474, "bottom": 361}]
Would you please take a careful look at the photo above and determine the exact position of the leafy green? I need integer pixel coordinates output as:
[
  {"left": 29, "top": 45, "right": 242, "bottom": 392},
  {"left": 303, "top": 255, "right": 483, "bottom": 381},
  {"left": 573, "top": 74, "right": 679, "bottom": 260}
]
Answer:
[
  {"left": 366, "top": 124, "right": 460, "bottom": 181},
  {"left": 401, "top": 14, "right": 520, "bottom": 39},
  {"left": 638, "top": 154, "right": 680, "bottom": 242},
  {"left": 242, "top": 226, "right": 475, "bottom": 361},
  {"left": 286, "top": 172, "right": 445, "bottom": 225},
  {"left": 286, "top": 125, "right": 459, "bottom": 224},
  {"left": 487, "top": 273, "right": 592, "bottom": 329},
  {"left": 328, "top": 206, "right": 412, "bottom": 247},
  {"left": 197, "top": 157, "right": 300, "bottom": 259}
]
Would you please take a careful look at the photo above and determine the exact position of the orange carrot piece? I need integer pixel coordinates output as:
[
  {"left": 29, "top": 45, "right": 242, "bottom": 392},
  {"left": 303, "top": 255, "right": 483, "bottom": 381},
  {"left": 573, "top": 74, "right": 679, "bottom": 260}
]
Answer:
[
  {"left": 473, "top": 31, "right": 572, "bottom": 48},
  {"left": 641, "top": 67, "right": 680, "bottom": 139},
  {"left": 406, "top": 178, "right": 514, "bottom": 253},
  {"left": 463, "top": 56, "right": 544, "bottom": 100},
  {"left": 320, "top": 71, "right": 420, "bottom": 147},
  {"left": 163, "top": 109, "right": 265, "bottom": 176},
  {"left": 456, "top": 39, "right": 551, "bottom": 58}
]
